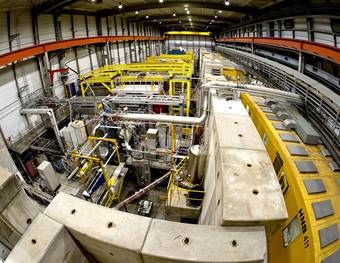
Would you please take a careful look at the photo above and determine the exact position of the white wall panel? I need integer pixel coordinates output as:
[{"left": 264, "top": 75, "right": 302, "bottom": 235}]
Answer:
[
  {"left": 15, "top": 60, "right": 43, "bottom": 96},
  {"left": 118, "top": 43, "right": 125, "bottom": 63},
  {"left": 115, "top": 17, "right": 122, "bottom": 35},
  {"left": 112, "top": 44, "right": 119, "bottom": 64},
  {"left": 87, "top": 16, "right": 97, "bottom": 37},
  {"left": 0, "top": 67, "right": 29, "bottom": 139},
  {"left": 91, "top": 52, "right": 99, "bottom": 69},
  {"left": 50, "top": 59, "right": 65, "bottom": 98},
  {"left": 10, "top": 11, "right": 34, "bottom": 48},
  {"left": 77, "top": 47, "right": 92, "bottom": 74},
  {"left": 74, "top": 15, "right": 86, "bottom": 38},
  {"left": 37, "top": 14, "right": 55, "bottom": 43},
  {"left": 61, "top": 15, "right": 73, "bottom": 40},
  {"left": 101, "top": 17, "right": 108, "bottom": 36},
  {"left": 0, "top": 12, "right": 9, "bottom": 55}
]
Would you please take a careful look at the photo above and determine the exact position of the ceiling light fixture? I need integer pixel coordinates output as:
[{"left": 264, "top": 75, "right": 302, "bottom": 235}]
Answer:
[
  {"left": 135, "top": 11, "right": 139, "bottom": 14},
  {"left": 159, "top": 0, "right": 164, "bottom": 3},
  {"left": 153, "top": 19, "right": 157, "bottom": 22},
  {"left": 146, "top": 15, "right": 149, "bottom": 19},
  {"left": 184, "top": 7, "right": 188, "bottom": 11},
  {"left": 186, "top": 10, "right": 190, "bottom": 14},
  {"left": 225, "top": 0, "right": 230, "bottom": 6},
  {"left": 218, "top": 10, "right": 222, "bottom": 13},
  {"left": 118, "top": 2, "right": 123, "bottom": 9},
  {"left": 179, "top": 21, "right": 182, "bottom": 23},
  {"left": 215, "top": 15, "right": 218, "bottom": 18},
  {"left": 189, "top": 18, "right": 192, "bottom": 21},
  {"left": 159, "top": 21, "right": 162, "bottom": 24},
  {"left": 173, "top": 13, "right": 176, "bottom": 17}
]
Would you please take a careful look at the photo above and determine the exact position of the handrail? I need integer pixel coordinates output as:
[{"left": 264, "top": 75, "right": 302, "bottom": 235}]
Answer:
[
  {"left": 0, "top": 36, "right": 164, "bottom": 67},
  {"left": 215, "top": 37, "right": 340, "bottom": 64}
]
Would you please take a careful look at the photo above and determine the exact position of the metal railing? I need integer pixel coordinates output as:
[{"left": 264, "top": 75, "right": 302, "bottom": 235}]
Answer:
[{"left": 216, "top": 45, "right": 340, "bottom": 163}]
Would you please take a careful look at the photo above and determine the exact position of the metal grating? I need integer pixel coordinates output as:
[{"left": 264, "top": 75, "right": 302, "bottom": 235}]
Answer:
[
  {"left": 279, "top": 133, "right": 300, "bottom": 143},
  {"left": 295, "top": 160, "right": 318, "bottom": 173},
  {"left": 303, "top": 179, "right": 326, "bottom": 194},
  {"left": 260, "top": 106, "right": 273, "bottom": 113},
  {"left": 273, "top": 123, "right": 288, "bottom": 131},
  {"left": 312, "top": 200, "right": 334, "bottom": 219},
  {"left": 286, "top": 145, "right": 309, "bottom": 156},
  {"left": 266, "top": 114, "right": 280, "bottom": 121},
  {"left": 329, "top": 162, "right": 340, "bottom": 172},
  {"left": 319, "top": 224, "right": 339, "bottom": 248},
  {"left": 216, "top": 46, "right": 340, "bottom": 164},
  {"left": 322, "top": 249, "right": 340, "bottom": 263}
]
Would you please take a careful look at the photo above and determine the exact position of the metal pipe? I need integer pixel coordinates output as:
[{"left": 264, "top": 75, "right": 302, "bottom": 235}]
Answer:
[
  {"left": 20, "top": 108, "right": 64, "bottom": 151},
  {"left": 105, "top": 92, "right": 209, "bottom": 125},
  {"left": 201, "top": 81, "right": 302, "bottom": 103}
]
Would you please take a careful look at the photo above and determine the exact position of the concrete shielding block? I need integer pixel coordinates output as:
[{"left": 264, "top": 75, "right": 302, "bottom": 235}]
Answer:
[
  {"left": 44, "top": 193, "right": 151, "bottom": 263},
  {"left": 5, "top": 213, "right": 88, "bottom": 263}
]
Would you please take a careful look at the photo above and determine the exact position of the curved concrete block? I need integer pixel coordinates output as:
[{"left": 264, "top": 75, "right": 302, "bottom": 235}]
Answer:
[
  {"left": 44, "top": 193, "right": 151, "bottom": 263},
  {"left": 142, "top": 219, "right": 266, "bottom": 263}
]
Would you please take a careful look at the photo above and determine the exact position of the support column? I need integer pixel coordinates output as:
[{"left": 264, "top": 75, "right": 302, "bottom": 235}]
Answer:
[{"left": 298, "top": 52, "right": 304, "bottom": 73}]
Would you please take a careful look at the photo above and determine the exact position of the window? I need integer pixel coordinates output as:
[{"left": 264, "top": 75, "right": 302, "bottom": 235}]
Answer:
[
  {"left": 278, "top": 172, "right": 289, "bottom": 194},
  {"left": 262, "top": 133, "right": 268, "bottom": 146},
  {"left": 284, "top": 19, "right": 294, "bottom": 30},
  {"left": 330, "top": 19, "right": 340, "bottom": 34},
  {"left": 282, "top": 216, "right": 301, "bottom": 247},
  {"left": 273, "top": 152, "right": 284, "bottom": 174}
]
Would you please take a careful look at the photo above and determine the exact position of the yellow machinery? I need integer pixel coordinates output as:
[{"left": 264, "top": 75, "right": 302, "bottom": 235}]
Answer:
[
  {"left": 71, "top": 136, "right": 123, "bottom": 207},
  {"left": 223, "top": 66, "right": 245, "bottom": 82},
  {"left": 241, "top": 93, "right": 340, "bottom": 263},
  {"left": 79, "top": 59, "right": 193, "bottom": 116}
]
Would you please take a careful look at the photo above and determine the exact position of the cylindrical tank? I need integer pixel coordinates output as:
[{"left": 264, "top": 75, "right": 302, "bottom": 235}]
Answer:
[{"left": 187, "top": 145, "right": 207, "bottom": 184}]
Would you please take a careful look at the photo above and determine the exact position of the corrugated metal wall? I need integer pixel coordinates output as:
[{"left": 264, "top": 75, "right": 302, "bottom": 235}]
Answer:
[
  {"left": 166, "top": 34, "right": 214, "bottom": 54},
  {"left": 0, "top": 10, "right": 161, "bottom": 140}
]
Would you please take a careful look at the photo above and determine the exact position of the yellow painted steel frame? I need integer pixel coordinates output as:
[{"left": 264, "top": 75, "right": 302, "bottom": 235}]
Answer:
[
  {"left": 169, "top": 79, "right": 191, "bottom": 116},
  {"left": 166, "top": 157, "right": 206, "bottom": 206},
  {"left": 88, "top": 136, "right": 121, "bottom": 163},
  {"left": 79, "top": 62, "right": 192, "bottom": 97},
  {"left": 71, "top": 136, "right": 122, "bottom": 206},
  {"left": 240, "top": 93, "right": 340, "bottom": 263}
]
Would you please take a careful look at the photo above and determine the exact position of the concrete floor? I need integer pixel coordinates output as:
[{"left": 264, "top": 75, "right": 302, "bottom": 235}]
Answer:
[{"left": 115, "top": 181, "right": 167, "bottom": 220}]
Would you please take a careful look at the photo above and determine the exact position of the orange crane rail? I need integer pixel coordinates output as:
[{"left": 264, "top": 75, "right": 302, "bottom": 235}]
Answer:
[
  {"left": 0, "top": 36, "right": 164, "bottom": 67},
  {"left": 216, "top": 37, "right": 340, "bottom": 64}
]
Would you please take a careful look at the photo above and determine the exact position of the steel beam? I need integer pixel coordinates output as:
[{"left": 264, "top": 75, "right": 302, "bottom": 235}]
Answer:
[
  {"left": 128, "top": 15, "right": 239, "bottom": 24},
  {"left": 99, "top": 1, "right": 258, "bottom": 17},
  {"left": 33, "top": 0, "right": 80, "bottom": 15}
]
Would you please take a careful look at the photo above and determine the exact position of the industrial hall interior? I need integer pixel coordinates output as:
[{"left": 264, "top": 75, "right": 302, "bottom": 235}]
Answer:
[{"left": 0, "top": 0, "right": 339, "bottom": 262}]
